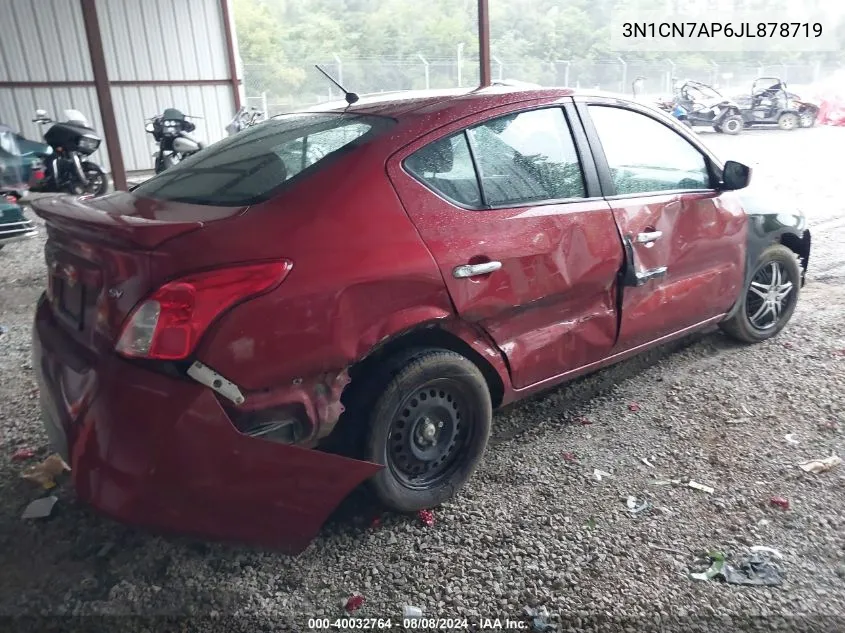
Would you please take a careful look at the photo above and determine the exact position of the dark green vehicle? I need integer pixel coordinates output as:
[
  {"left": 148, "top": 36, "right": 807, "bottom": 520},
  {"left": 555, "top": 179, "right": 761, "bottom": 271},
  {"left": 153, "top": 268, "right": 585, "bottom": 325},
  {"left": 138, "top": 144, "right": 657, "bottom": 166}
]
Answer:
[{"left": 0, "top": 124, "right": 38, "bottom": 250}]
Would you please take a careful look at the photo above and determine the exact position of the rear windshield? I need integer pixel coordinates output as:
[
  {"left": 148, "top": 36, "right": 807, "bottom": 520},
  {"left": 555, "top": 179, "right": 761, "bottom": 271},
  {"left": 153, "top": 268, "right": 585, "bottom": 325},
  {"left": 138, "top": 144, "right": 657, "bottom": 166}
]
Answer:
[{"left": 133, "top": 113, "right": 394, "bottom": 206}]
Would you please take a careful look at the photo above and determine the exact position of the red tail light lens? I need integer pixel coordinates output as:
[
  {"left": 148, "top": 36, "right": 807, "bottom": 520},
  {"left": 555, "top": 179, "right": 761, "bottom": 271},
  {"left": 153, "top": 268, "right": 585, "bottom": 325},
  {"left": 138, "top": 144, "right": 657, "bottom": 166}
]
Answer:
[{"left": 116, "top": 261, "right": 292, "bottom": 360}]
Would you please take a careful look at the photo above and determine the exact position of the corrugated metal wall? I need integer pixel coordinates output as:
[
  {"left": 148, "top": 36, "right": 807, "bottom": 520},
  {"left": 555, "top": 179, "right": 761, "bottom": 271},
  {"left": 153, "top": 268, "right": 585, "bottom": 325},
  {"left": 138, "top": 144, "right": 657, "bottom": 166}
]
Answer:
[
  {"left": 0, "top": 0, "right": 238, "bottom": 175},
  {"left": 97, "top": 0, "right": 236, "bottom": 172},
  {"left": 0, "top": 0, "right": 109, "bottom": 169}
]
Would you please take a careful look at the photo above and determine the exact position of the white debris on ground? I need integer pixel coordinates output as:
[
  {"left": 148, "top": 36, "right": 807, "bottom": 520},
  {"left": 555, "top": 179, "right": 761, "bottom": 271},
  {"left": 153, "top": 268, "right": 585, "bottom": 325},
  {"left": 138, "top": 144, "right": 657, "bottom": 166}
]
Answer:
[{"left": 0, "top": 127, "right": 843, "bottom": 629}]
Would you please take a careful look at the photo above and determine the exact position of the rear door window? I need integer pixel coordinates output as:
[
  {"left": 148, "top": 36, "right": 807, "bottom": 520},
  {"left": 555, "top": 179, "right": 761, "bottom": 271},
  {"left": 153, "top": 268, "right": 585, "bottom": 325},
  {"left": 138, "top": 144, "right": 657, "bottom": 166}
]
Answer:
[
  {"left": 404, "top": 133, "right": 482, "bottom": 207},
  {"left": 468, "top": 108, "right": 586, "bottom": 206},
  {"left": 133, "top": 113, "right": 394, "bottom": 206}
]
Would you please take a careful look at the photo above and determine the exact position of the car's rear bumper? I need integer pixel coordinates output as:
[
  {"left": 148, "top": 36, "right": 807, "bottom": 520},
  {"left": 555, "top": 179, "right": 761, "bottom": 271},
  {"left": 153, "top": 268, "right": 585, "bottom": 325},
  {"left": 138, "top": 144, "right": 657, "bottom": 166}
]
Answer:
[{"left": 32, "top": 295, "right": 381, "bottom": 553}]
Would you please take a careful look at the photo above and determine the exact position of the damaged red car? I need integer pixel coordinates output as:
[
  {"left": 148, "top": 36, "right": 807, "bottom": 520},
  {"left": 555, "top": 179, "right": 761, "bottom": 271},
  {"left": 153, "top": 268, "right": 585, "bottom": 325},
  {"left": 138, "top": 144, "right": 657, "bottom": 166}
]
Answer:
[{"left": 32, "top": 87, "right": 811, "bottom": 553}]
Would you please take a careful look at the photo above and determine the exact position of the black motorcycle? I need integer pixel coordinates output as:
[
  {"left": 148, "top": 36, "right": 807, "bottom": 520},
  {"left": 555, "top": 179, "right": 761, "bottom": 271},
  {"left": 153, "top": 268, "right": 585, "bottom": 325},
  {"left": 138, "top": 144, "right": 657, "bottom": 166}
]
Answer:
[
  {"left": 145, "top": 108, "right": 204, "bottom": 173},
  {"left": 26, "top": 109, "right": 108, "bottom": 196}
]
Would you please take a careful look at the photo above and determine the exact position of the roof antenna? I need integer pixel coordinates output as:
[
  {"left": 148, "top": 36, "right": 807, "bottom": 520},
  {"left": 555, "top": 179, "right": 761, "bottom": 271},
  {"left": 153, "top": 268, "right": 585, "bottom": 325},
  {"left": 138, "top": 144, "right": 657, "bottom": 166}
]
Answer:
[{"left": 315, "top": 64, "right": 359, "bottom": 105}]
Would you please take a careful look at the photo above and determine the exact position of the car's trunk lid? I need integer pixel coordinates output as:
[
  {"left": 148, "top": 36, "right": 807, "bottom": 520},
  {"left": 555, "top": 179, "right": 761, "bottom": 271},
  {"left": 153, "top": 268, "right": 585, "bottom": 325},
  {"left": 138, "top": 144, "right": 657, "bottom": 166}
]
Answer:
[{"left": 31, "top": 192, "right": 246, "bottom": 352}]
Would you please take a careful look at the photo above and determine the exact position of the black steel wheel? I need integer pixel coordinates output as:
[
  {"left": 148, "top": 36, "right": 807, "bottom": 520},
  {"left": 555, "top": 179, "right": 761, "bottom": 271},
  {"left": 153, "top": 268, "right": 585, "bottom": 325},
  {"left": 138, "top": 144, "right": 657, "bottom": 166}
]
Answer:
[
  {"left": 720, "top": 244, "right": 801, "bottom": 343},
  {"left": 365, "top": 349, "right": 492, "bottom": 512}
]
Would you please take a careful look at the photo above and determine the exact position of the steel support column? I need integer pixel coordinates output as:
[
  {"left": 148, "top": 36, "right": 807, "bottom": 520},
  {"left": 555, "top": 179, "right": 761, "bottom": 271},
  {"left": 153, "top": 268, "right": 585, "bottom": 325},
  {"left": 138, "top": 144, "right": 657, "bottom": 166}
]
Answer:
[
  {"left": 220, "top": 0, "right": 243, "bottom": 111},
  {"left": 79, "top": 0, "right": 127, "bottom": 191},
  {"left": 478, "top": 0, "right": 491, "bottom": 87}
]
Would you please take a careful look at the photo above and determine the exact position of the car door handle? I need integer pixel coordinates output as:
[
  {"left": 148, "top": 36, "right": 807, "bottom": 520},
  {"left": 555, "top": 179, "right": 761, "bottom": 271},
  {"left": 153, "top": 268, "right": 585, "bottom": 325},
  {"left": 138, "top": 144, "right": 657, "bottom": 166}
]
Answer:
[
  {"left": 635, "top": 230, "right": 663, "bottom": 244},
  {"left": 453, "top": 261, "right": 502, "bottom": 279},
  {"left": 635, "top": 266, "right": 668, "bottom": 285}
]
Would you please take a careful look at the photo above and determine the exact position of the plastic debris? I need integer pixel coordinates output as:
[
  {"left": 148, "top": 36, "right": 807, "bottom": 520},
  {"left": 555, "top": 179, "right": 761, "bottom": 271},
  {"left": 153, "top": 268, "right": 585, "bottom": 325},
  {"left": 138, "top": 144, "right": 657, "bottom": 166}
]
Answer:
[
  {"left": 625, "top": 495, "right": 650, "bottom": 515},
  {"left": 688, "top": 480, "right": 714, "bottom": 494},
  {"left": 770, "top": 496, "right": 790, "bottom": 510},
  {"left": 593, "top": 468, "right": 612, "bottom": 481},
  {"left": 690, "top": 549, "right": 783, "bottom": 586},
  {"left": 21, "top": 454, "right": 70, "bottom": 490},
  {"left": 344, "top": 594, "right": 364, "bottom": 612},
  {"left": 562, "top": 451, "right": 577, "bottom": 462},
  {"left": 628, "top": 402, "right": 641, "bottom": 412},
  {"left": 784, "top": 434, "right": 799, "bottom": 445},
  {"left": 723, "top": 553, "right": 784, "bottom": 586},
  {"left": 584, "top": 517, "right": 597, "bottom": 530},
  {"left": 576, "top": 416, "right": 592, "bottom": 425},
  {"left": 417, "top": 509, "right": 435, "bottom": 527},
  {"left": 640, "top": 457, "right": 655, "bottom": 468},
  {"left": 782, "top": 342, "right": 794, "bottom": 349},
  {"left": 798, "top": 454, "right": 842, "bottom": 473},
  {"left": 12, "top": 448, "right": 36, "bottom": 461},
  {"left": 653, "top": 479, "right": 682, "bottom": 486},
  {"left": 21, "top": 496, "right": 58, "bottom": 520},
  {"left": 750, "top": 545, "right": 783, "bottom": 560},
  {"left": 403, "top": 605, "right": 423, "bottom": 620},
  {"left": 523, "top": 606, "right": 555, "bottom": 632},
  {"left": 690, "top": 550, "right": 726, "bottom": 581}
]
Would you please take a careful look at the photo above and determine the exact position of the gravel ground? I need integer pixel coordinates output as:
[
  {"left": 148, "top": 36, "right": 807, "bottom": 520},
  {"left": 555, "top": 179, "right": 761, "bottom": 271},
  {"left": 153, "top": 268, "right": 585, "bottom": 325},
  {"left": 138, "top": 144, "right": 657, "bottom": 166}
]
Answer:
[{"left": 0, "top": 126, "right": 844, "bottom": 632}]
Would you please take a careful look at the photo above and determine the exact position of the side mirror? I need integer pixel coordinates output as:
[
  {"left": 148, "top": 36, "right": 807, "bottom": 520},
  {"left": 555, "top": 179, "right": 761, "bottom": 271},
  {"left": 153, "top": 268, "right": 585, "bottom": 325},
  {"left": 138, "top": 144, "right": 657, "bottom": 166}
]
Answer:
[
  {"left": 145, "top": 122, "right": 155, "bottom": 133},
  {"left": 720, "top": 160, "right": 752, "bottom": 191}
]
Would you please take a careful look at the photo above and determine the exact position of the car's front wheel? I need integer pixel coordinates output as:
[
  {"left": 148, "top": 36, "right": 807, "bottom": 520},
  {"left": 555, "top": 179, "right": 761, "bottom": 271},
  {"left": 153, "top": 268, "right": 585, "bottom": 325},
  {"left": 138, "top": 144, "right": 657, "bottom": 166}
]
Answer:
[
  {"left": 721, "top": 115, "right": 743, "bottom": 135},
  {"left": 720, "top": 244, "right": 801, "bottom": 343},
  {"left": 365, "top": 349, "right": 492, "bottom": 512}
]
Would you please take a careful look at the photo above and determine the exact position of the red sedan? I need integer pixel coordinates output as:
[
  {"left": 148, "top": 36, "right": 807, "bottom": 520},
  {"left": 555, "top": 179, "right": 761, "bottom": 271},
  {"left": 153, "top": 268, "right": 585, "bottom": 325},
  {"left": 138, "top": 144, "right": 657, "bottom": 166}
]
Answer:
[{"left": 31, "top": 87, "right": 811, "bottom": 553}]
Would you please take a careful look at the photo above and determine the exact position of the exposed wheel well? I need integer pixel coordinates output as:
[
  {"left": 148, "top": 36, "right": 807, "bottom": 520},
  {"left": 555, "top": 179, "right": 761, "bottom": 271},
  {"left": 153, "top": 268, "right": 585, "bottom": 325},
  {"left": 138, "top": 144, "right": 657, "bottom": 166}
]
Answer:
[
  {"left": 351, "top": 324, "right": 505, "bottom": 408},
  {"left": 780, "top": 230, "right": 811, "bottom": 272},
  {"left": 319, "top": 324, "right": 506, "bottom": 456}
]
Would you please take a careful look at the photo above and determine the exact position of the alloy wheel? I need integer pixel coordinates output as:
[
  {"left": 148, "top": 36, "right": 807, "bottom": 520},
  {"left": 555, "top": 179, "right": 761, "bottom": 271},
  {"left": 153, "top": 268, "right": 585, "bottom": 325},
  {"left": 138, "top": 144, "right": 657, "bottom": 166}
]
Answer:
[
  {"left": 387, "top": 380, "right": 473, "bottom": 489},
  {"left": 745, "top": 261, "right": 795, "bottom": 330}
]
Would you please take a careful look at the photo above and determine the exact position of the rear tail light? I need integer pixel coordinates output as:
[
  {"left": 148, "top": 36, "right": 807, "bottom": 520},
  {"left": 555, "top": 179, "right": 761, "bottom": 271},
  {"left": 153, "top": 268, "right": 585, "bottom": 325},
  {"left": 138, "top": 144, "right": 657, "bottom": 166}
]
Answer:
[{"left": 116, "top": 261, "right": 292, "bottom": 360}]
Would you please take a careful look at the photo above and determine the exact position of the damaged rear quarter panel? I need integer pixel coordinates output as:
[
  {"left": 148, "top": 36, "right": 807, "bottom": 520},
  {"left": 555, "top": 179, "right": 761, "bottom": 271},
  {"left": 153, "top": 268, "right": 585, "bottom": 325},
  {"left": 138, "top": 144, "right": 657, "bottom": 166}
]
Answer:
[{"left": 186, "top": 152, "right": 471, "bottom": 435}]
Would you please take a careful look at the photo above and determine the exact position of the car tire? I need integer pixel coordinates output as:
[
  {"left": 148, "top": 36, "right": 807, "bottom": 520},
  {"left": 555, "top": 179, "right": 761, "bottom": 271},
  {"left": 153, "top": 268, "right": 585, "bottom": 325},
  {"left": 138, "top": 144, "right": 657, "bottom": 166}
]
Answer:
[
  {"left": 721, "top": 115, "right": 743, "bottom": 135},
  {"left": 799, "top": 110, "right": 817, "bottom": 128},
  {"left": 364, "top": 349, "right": 492, "bottom": 512},
  {"left": 778, "top": 112, "right": 799, "bottom": 130},
  {"left": 720, "top": 244, "right": 801, "bottom": 344}
]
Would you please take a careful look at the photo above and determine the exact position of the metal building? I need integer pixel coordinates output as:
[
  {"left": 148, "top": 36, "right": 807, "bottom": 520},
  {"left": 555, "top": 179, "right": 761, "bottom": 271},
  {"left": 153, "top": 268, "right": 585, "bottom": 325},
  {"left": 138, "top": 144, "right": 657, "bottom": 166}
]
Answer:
[{"left": 0, "top": 0, "right": 242, "bottom": 189}]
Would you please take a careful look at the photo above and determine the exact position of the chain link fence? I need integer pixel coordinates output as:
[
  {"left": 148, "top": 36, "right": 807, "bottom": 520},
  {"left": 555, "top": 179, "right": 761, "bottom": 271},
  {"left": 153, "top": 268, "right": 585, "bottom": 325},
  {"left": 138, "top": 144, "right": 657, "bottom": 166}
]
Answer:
[{"left": 245, "top": 57, "right": 843, "bottom": 115}]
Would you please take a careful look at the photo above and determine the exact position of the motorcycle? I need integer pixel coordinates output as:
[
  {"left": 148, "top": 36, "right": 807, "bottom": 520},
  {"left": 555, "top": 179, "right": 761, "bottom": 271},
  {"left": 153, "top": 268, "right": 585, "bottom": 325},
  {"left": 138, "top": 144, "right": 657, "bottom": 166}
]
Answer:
[
  {"left": 24, "top": 109, "right": 108, "bottom": 196},
  {"left": 145, "top": 108, "right": 204, "bottom": 173},
  {"left": 225, "top": 106, "right": 265, "bottom": 136}
]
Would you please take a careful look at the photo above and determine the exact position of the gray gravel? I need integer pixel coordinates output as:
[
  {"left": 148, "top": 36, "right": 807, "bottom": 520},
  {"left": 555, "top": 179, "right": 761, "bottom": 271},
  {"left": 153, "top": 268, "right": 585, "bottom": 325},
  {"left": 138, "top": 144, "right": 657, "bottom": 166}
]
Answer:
[{"left": 1, "top": 127, "right": 844, "bottom": 632}]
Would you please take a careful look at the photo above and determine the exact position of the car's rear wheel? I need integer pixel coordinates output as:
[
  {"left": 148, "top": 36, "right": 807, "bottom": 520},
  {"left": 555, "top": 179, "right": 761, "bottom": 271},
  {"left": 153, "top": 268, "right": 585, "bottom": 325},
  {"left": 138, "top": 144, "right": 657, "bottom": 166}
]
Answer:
[
  {"left": 365, "top": 349, "right": 491, "bottom": 512},
  {"left": 778, "top": 112, "right": 800, "bottom": 130},
  {"left": 721, "top": 115, "right": 743, "bottom": 135},
  {"left": 720, "top": 244, "right": 801, "bottom": 343}
]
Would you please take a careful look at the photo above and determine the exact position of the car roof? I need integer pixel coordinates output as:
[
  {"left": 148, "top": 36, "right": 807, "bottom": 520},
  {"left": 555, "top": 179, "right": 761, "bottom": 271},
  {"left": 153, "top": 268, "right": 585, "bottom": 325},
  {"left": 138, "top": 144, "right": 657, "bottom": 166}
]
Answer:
[{"left": 304, "top": 85, "right": 579, "bottom": 119}]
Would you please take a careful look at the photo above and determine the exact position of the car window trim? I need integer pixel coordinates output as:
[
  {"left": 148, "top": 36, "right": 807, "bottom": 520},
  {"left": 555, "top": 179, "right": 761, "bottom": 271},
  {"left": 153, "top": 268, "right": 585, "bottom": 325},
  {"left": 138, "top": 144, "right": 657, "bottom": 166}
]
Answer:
[
  {"left": 399, "top": 101, "right": 601, "bottom": 212},
  {"left": 574, "top": 96, "right": 721, "bottom": 198}
]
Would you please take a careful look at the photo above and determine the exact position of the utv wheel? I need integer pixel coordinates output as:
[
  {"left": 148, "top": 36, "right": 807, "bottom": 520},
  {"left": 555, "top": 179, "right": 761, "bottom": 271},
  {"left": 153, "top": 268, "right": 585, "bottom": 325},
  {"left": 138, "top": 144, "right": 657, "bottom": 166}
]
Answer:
[
  {"left": 365, "top": 349, "right": 492, "bottom": 512},
  {"left": 778, "top": 112, "right": 799, "bottom": 131},
  {"left": 720, "top": 244, "right": 801, "bottom": 344},
  {"left": 721, "top": 115, "right": 743, "bottom": 135},
  {"left": 799, "top": 110, "right": 817, "bottom": 128}
]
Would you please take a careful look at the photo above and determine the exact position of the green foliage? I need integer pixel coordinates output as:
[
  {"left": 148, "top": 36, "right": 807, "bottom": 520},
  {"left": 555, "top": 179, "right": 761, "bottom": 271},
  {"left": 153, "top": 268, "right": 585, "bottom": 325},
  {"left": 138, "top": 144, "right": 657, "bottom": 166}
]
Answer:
[{"left": 234, "top": 0, "right": 845, "bottom": 103}]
